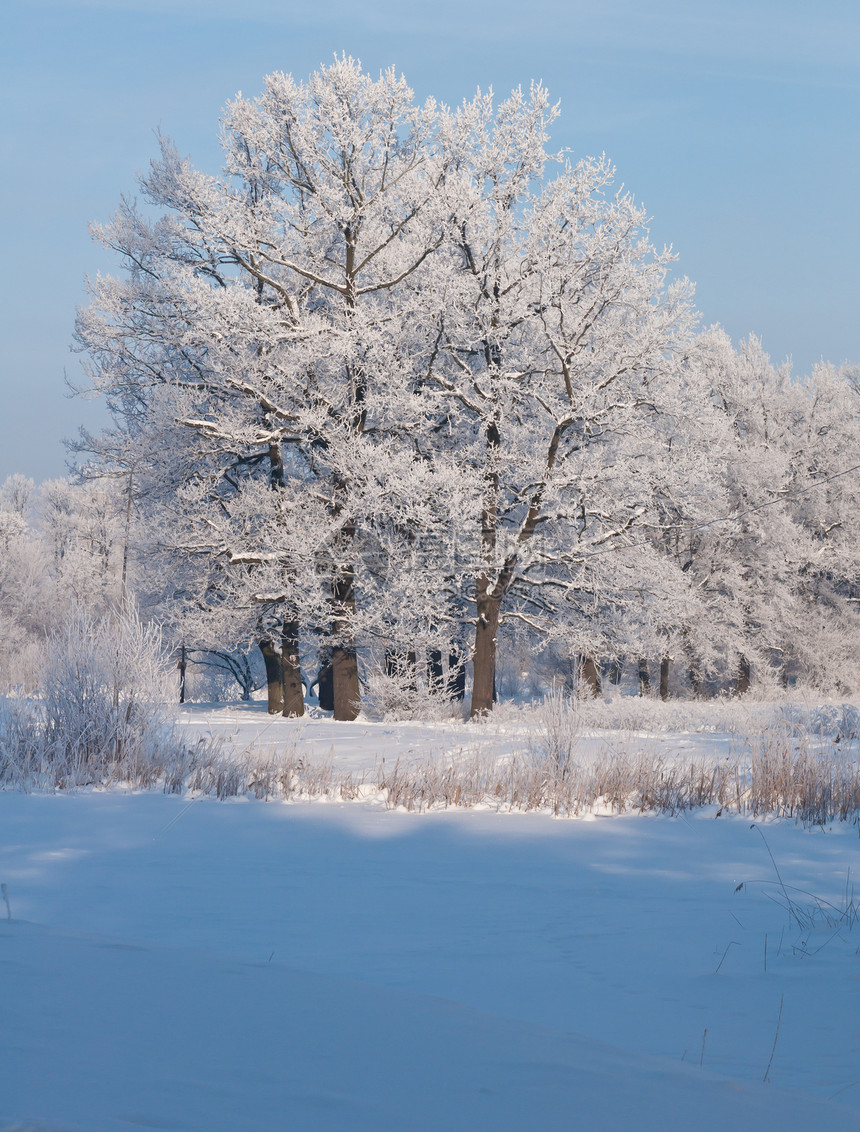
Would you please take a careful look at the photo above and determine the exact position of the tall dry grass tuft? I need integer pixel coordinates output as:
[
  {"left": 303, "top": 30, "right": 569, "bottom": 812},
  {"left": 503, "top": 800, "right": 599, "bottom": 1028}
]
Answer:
[
  {"left": 376, "top": 742, "right": 735, "bottom": 817},
  {"left": 372, "top": 697, "right": 860, "bottom": 823},
  {"left": 744, "top": 725, "right": 860, "bottom": 823}
]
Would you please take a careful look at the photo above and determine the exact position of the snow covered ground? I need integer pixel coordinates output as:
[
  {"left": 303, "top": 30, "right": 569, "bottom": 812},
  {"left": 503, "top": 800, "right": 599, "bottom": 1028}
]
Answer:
[
  {"left": 172, "top": 697, "right": 739, "bottom": 778},
  {"left": 174, "top": 698, "right": 527, "bottom": 773},
  {"left": 2, "top": 707, "right": 860, "bottom": 1130}
]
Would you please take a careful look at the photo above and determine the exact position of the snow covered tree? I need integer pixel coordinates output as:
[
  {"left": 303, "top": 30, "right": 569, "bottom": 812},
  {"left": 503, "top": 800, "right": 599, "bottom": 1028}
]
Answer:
[
  {"left": 405, "top": 88, "right": 699, "bottom": 714},
  {"left": 75, "top": 61, "right": 711, "bottom": 717},
  {"left": 76, "top": 57, "right": 460, "bottom": 719},
  {"left": 780, "top": 359, "right": 860, "bottom": 688},
  {"left": 77, "top": 58, "right": 858, "bottom": 716},
  {"left": 658, "top": 330, "right": 860, "bottom": 695},
  {"left": 0, "top": 475, "right": 134, "bottom": 693}
]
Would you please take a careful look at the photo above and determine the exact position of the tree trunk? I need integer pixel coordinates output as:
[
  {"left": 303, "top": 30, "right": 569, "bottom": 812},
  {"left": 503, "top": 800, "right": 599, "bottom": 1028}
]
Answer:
[
  {"left": 448, "top": 651, "right": 467, "bottom": 702},
  {"left": 638, "top": 658, "right": 650, "bottom": 697},
  {"left": 281, "top": 618, "right": 304, "bottom": 717},
  {"left": 736, "top": 655, "right": 751, "bottom": 696},
  {"left": 470, "top": 595, "right": 500, "bottom": 717},
  {"left": 470, "top": 407, "right": 503, "bottom": 720},
  {"left": 659, "top": 656, "right": 670, "bottom": 702},
  {"left": 238, "top": 654, "right": 252, "bottom": 701},
  {"left": 387, "top": 648, "right": 418, "bottom": 690},
  {"left": 688, "top": 664, "right": 702, "bottom": 698},
  {"left": 580, "top": 656, "right": 602, "bottom": 698},
  {"left": 606, "top": 659, "right": 623, "bottom": 686},
  {"left": 316, "top": 652, "right": 334, "bottom": 712},
  {"left": 328, "top": 506, "right": 361, "bottom": 722},
  {"left": 427, "top": 649, "right": 444, "bottom": 694},
  {"left": 332, "top": 644, "right": 359, "bottom": 720},
  {"left": 329, "top": 553, "right": 360, "bottom": 720},
  {"left": 431, "top": 649, "right": 467, "bottom": 701},
  {"left": 178, "top": 642, "right": 186, "bottom": 704},
  {"left": 260, "top": 639, "right": 284, "bottom": 714}
]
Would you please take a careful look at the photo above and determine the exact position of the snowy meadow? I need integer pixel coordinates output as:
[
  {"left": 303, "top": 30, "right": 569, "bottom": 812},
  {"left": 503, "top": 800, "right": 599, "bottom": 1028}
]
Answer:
[{"left": 3, "top": 661, "right": 860, "bottom": 1130}]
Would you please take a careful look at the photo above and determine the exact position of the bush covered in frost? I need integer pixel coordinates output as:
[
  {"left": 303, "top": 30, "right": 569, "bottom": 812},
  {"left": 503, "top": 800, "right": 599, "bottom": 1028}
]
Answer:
[{"left": 0, "top": 607, "right": 211, "bottom": 789}]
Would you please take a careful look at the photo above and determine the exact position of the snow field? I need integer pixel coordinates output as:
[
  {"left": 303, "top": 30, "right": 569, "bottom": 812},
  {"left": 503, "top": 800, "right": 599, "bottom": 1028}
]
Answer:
[{"left": 2, "top": 729, "right": 859, "bottom": 1131}]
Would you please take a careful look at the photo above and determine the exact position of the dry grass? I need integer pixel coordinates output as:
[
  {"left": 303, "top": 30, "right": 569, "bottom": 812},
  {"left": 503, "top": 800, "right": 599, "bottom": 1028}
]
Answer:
[
  {"left": 371, "top": 734, "right": 860, "bottom": 823},
  {"left": 3, "top": 671, "right": 859, "bottom": 825},
  {"left": 371, "top": 694, "right": 860, "bottom": 822}
]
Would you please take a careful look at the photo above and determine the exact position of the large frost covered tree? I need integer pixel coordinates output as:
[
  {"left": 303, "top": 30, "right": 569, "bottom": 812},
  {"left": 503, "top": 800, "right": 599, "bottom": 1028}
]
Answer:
[
  {"left": 77, "top": 59, "right": 463, "bottom": 719},
  {"left": 411, "top": 91, "right": 699, "bottom": 714},
  {"left": 78, "top": 57, "right": 854, "bottom": 715}
]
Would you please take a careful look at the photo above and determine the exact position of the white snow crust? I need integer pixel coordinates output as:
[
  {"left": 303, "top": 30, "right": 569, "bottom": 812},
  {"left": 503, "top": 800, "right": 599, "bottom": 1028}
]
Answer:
[{"left": 2, "top": 710, "right": 859, "bottom": 1130}]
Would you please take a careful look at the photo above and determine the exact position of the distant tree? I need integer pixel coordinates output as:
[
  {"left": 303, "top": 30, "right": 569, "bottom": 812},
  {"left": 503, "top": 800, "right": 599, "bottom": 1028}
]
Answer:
[{"left": 0, "top": 475, "right": 131, "bottom": 692}]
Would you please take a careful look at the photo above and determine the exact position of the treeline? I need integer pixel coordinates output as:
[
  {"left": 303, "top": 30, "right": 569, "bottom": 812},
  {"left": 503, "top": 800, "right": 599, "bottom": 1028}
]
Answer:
[
  {"left": 0, "top": 475, "right": 126, "bottom": 692},
  {"left": 29, "top": 58, "right": 858, "bottom": 718}
]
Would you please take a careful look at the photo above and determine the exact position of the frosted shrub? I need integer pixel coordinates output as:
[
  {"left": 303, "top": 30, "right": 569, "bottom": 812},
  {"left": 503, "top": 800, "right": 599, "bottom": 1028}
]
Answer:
[
  {"left": 40, "top": 607, "right": 173, "bottom": 781},
  {"left": 776, "top": 702, "right": 860, "bottom": 742},
  {"left": 362, "top": 662, "right": 463, "bottom": 723},
  {"left": 0, "top": 606, "right": 212, "bottom": 789}
]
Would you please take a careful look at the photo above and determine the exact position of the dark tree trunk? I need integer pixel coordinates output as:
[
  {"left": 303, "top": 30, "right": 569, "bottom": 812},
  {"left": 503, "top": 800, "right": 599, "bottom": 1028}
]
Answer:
[
  {"left": 580, "top": 656, "right": 602, "bottom": 698},
  {"left": 263, "top": 438, "right": 289, "bottom": 716},
  {"left": 386, "top": 648, "right": 417, "bottom": 690},
  {"left": 470, "top": 404, "right": 504, "bottom": 720},
  {"left": 427, "top": 649, "right": 444, "bottom": 694},
  {"left": 448, "top": 651, "right": 467, "bottom": 701},
  {"left": 281, "top": 618, "right": 304, "bottom": 717},
  {"left": 236, "top": 655, "right": 253, "bottom": 702},
  {"left": 260, "top": 639, "right": 284, "bottom": 714},
  {"left": 638, "top": 658, "right": 651, "bottom": 697},
  {"left": 178, "top": 643, "right": 186, "bottom": 704},
  {"left": 470, "top": 594, "right": 500, "bottom": 717},
  {"left": 736, "top": 655, "right": 751, "bottom": 696},
  {"left": 688, "top": 664, "right": 702, "bottom": 698},
  {"left": 429, "top": 648, "right": 467, "bottom": 702},
  {"left": 332, "top": 645, "right": 359, "bottom": 720},
  {"left": 316, "top": 652, "right": 334, "bottom": 712},
  {"left": 331, "top": 564, "right": 360, "bottom": 722},
  {"left": 659, "top": 656, "right": 670, "bottom": 702},
  {"left": 606, "top": 659, "right": 623, "bottom": 686}
]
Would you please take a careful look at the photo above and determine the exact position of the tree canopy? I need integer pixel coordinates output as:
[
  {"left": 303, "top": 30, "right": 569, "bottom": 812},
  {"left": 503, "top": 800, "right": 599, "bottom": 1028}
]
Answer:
[{"left": 66, "top": 57, "right": 860, "bottom": 717}]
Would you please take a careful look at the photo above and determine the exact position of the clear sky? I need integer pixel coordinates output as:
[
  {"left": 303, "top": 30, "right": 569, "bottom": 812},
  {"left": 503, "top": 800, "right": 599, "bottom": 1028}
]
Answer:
[{"left": 1, "top": 0, "right": 858, "bottom": 482}]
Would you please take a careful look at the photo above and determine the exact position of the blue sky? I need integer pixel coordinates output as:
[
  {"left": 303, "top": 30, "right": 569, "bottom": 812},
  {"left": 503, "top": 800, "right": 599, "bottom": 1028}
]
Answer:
[{"left": 1, "top": 0, "right": 858, "bottom": 481}]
